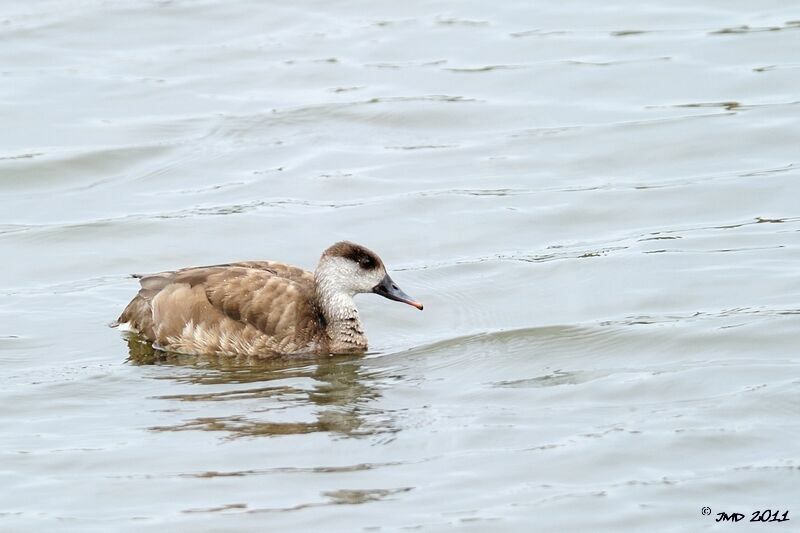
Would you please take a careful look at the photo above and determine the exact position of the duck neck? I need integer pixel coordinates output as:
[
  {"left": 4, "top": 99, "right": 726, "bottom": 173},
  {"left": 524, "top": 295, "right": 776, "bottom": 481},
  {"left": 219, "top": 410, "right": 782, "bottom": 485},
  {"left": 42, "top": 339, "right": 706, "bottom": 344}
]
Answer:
[{"left": 315, "top": 280, "right": 367, "bottom": 353}]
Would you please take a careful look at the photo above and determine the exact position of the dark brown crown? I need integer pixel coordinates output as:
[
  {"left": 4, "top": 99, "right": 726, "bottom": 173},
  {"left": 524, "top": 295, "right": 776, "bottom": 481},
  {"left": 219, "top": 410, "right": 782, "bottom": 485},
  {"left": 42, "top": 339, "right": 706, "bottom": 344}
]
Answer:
[{"left": 323, "top": 241, "right": 383, "bottom": 271}]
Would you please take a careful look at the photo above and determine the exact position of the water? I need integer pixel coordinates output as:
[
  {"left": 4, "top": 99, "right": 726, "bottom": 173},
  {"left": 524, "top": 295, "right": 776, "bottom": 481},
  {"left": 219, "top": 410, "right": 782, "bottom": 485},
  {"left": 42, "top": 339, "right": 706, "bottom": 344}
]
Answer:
[{"left": 2, "top": 0, "right": 799, "bottom": 530}]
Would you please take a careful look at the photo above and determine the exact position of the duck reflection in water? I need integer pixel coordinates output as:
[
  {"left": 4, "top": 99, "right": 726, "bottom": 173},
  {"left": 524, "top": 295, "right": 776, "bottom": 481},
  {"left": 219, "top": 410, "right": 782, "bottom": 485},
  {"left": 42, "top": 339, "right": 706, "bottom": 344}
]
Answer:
[{"left": 125, "top": 337, "right": 398, "bottom": 439}]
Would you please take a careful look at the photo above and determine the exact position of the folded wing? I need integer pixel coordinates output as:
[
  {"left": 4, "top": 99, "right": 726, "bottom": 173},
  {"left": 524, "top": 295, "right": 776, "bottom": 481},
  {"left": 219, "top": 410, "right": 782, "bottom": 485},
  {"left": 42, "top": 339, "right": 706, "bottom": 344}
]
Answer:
[{"left": 118, "top": 265, "right": 323, "bottom": 356}]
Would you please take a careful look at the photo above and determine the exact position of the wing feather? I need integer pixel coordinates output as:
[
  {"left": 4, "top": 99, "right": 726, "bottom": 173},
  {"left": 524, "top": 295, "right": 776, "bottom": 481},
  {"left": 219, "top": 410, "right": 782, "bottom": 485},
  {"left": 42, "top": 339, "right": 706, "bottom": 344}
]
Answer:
[{"left": 119, "top": 265, "right": 324, "bottom": 356}]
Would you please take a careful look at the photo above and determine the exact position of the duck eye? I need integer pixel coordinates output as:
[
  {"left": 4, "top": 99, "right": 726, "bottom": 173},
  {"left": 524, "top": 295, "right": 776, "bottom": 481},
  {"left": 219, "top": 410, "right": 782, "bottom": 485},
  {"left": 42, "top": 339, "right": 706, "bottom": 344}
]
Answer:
[{"left": 358, "top": 256, "right": 373, "bottom": 269}]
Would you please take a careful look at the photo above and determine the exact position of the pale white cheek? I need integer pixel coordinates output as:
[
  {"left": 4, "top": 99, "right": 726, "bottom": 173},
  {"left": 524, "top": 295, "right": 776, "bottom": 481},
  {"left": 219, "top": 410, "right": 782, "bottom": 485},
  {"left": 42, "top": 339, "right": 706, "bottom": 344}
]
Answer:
[
  {"left": 318, "top": 257, "right": 385, "bottom": 294},
  {"left": 117, "top": 322, "right": 138, "bottom": 333},
  {"left": 350, "top": 270, "right": 381, "bottom": 293},
  {"left": 368, "top": 272, "right": 385, "bottom": 289}
]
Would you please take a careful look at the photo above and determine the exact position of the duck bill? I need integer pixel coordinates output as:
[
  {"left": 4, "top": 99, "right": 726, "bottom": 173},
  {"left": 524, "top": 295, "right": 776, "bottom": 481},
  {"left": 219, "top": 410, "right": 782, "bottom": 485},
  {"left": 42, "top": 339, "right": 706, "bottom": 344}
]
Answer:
[{"left": 373, "top": 274, "right": 423, "bottom": 310}]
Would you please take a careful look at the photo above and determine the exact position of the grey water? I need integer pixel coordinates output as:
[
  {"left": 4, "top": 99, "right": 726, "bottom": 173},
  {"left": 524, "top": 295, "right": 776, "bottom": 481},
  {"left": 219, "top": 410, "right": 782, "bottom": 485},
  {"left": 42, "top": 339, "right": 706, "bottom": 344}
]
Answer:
[{"left": 1, "top": 0, "right": 799, "bottom": 530}]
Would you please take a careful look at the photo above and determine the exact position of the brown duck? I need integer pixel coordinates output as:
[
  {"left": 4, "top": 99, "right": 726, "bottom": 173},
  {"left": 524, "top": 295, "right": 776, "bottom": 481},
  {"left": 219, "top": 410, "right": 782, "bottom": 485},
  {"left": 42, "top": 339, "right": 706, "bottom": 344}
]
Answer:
[{"left": 115, "top": 241, "right": 423, "bottom": 357}]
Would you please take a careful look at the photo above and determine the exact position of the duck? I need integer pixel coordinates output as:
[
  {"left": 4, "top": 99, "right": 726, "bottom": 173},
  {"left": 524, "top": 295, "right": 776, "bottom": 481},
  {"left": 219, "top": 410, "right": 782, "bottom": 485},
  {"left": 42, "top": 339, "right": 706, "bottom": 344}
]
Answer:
[{"left": 115, "top": 241, "right": 423, "bottom": 357}]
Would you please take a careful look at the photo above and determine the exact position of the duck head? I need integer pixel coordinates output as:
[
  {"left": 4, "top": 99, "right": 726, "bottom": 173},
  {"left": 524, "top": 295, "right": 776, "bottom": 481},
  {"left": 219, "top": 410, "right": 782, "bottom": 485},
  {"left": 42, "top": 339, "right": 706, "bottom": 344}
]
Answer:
[{"left": 315, "top": 241, "right": 423, "bottom": 310}]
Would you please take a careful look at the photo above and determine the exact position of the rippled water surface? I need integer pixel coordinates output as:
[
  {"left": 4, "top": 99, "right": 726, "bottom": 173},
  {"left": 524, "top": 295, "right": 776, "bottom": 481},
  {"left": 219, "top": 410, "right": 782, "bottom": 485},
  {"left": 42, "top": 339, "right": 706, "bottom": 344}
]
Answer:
[{"left": 2, "top": 0, "right": 799, "bottom": 530}]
